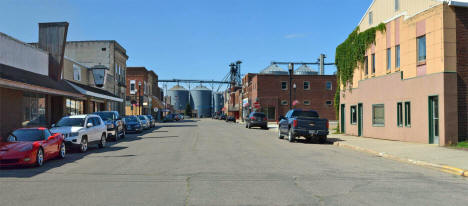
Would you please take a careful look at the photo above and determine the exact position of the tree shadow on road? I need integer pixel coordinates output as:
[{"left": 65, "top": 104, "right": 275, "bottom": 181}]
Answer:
[
  {"left": 143, "top": 136, "right": 179, "bottom": 139},
  {"left": 0, "top": 146, "right": 128, "bottom": 178}
]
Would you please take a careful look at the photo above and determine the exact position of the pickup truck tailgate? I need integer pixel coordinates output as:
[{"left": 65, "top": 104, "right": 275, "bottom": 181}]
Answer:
[{"left": 295, "top": 118, "right": 328, "bottom": 131}]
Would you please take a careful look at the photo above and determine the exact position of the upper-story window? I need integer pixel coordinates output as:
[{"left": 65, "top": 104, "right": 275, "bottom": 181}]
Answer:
[
  {"left": 130, "top": 80, "right": 136, "bottom": 95},
  {"left": 369, "top": 11, "right": 373, "bottom": 25},
  {"left": 144, "top": 81, "right": 147, "bottom": 94},
  {"left": 281, "top": 81, "right": 287, "bottom": 90},
  {"left": 326, "top": 81, "right": 332, "bottom": 90},
  {"left": 73, "top": 64, "right": 81, "bottom": 81},
  {"left": 417, "top": 35, "right": 426, "bottom": 64},
  {"left": 303, "top": 81, "right": 310, "bottom": 90},
  {"left": 395, "top": 0, "right": 400, "bottom": 11},
  {"left": 371, "top": 53, "right": 376, "bottom": 74},
  {"left": 387, "top": 48, "right": 391, "bottom": 71},
  {"left": 364, "top": 56, "right": 368, "bottom": 75},
  {"left": 395, "top": 45, "right": 401, "bottom": 68}
]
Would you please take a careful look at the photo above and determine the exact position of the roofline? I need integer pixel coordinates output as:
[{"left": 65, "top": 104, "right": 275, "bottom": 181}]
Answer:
[
  {"left": 64, "top": 56, "right": 89, "bottom": 69},
  {"left": 357, "top": 0, "right": 376, "bottom": 27},
  {"left": 0, "top": 32, "right": 48, "bottom": 54},
  {"left": 66, "top": 40, "right": 128, "bottom": 58}
]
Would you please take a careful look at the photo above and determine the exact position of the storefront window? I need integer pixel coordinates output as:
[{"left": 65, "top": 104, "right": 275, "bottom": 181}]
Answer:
[
  {"left": 23, "top": 93, "right": 46, "bottom": 126},
  {"left": 66, "top": 98, "right": 84, "bottom": 115}
]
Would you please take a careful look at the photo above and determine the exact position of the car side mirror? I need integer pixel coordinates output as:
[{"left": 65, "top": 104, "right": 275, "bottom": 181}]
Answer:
[
  {"left": 87, "top": 123, "right": 94, "bottom": 128},
  {"left": 48, "top": 135, "right": 54, "bottom": 141}
]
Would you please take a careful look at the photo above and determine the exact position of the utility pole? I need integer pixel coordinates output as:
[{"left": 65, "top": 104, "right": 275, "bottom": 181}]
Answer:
[{"left": 288, "top": 63, "right": 294, "bottom": 110}]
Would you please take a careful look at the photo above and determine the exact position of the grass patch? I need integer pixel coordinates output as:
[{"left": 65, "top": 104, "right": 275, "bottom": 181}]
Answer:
[{"left": 456, "top": 141, "right": 468, "bottom": 148}]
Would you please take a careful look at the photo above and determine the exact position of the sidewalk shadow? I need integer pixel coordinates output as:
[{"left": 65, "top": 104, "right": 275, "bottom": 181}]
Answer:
[
  {"left": 0, "top": 146, "right": 128, "bottom": 178},
  {"left": 161, "top": 125, "right": 197, "bottom": 128},
  {"left": 292, "top": 137, "right": 343, "bottom": 145}
]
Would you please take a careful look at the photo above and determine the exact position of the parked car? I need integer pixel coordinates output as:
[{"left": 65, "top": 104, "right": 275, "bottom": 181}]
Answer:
[
  {"left": 278, "top": 109, "right": 329, "bottom": 143},
  {"left": 0, "top": 127, "right": 66, "bottom": 167},
  {"left": 93, "top": 111, "right": 125, "bottom": 141},
  {"left": 145, "top": 115, "right": 156, "bottom": 128},
  {"left": 225, "top": 116, "right": 236, "bottom": 122},
  {"left": 123, "top": 116, "right": 143, "bottom": 133},
  {"left": 164, "top": 114, "right": 175, "bottom": 122},
  {"left": 50, "top": 114, "right": 107, "bottom": 152},
  {"left": 246, "top": 112, "right": 268, "bottom": 130},
  {"left": 220, "top": 114, "right": 227, "bottom": 120},
  {"left": 174, "top": 114, "right": 181, "bottom": 121},
  {"left": 138, "top": 115, "right": 151, "bottom": 130}
]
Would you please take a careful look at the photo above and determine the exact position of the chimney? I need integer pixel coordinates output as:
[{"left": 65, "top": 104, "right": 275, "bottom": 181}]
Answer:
[{"left": 38, "top": 22, "right": 69, "bottom": 81}]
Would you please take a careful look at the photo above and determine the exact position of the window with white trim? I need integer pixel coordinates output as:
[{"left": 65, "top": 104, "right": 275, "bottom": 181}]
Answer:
[
  {"left": 304, "top": 100, "right": 310, "bottom": 105},
  {"left": 303, "top": 81, "right": 310, "bottom": 90},
  {"left": 281, "top": 81, "right": 287, "bottom": 90},
  {"left": 73, "top": 64, "right": 81, "bottom": 81},
  {"left": 130, "top": 80, "right": 136, "bottom": 94},
  {"left": 326, "top": 81, "right": 332, "bottom": 90},
  {"left": 281, "top": 100, "right": 288, "bottom": 105}
]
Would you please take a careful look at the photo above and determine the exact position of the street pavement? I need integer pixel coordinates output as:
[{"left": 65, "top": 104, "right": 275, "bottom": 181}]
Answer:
[{"left": 1, "top": 119, "right": 468, "bottom": 206}]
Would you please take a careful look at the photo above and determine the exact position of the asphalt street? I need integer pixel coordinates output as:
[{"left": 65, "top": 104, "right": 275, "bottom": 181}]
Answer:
[{"left": 1, "top": 119, "right": 468, "bottom": 206}]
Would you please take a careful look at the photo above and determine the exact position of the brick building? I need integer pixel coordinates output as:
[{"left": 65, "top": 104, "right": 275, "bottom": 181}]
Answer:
[
  {"left": 338, "top": 0, "right": 468, "bottom": 146},
  {"left": 125, "top": 67, "right": 163, "bottom": 117},
  {"left": 242, "top": 64, "right": 337, "bottom": 122}
]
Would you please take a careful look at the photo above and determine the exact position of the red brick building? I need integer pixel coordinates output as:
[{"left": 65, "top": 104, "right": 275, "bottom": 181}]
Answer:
[
  {"left": 242, "top": 64, "right": 337, "bottom": 121},
  {"left": 125, "top": 67, "right": 163, "bottom": 117}
]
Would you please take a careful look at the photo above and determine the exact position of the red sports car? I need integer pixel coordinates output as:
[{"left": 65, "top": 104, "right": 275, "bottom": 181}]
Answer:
[{"left": 0, "top": 127, "right": 66, "bottom": 167}]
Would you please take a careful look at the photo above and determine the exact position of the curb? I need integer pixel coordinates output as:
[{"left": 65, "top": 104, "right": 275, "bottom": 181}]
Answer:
[{"left": 333, "top": 141, "right": 468, "bottom": 177}]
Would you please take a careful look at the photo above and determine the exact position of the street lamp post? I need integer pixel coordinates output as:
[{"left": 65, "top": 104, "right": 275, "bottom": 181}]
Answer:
[
  {"left": 293, "top": 83, "right": 296, "bottom": 108},
  {"left": 138, "top": 81, "right": 142, "bottom": 115},
  {"left": 288, "top": 63, "right": 294, "bottom": 110}
]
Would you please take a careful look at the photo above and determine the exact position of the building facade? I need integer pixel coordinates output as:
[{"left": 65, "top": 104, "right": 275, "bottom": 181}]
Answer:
[
  {"left": 63, "top": 40, "right": 128, "bottom": 114},
  {"left": 125, "top": 67, "right": 163, "bottom": 116},
  {"left": 0, "top": 23, "right": 84, "bottom": 137},
  {"left": 242, "top": 64, "right": 337, "bottom": 122},
  {"left": 338, "top": 0, "right": 468, "bottom": 146}
]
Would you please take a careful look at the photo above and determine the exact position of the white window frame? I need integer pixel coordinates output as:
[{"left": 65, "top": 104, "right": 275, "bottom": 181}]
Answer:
[
  {"left": 326, "top": 81, "right": 332, "bottom": 90},
  {"left": 281, "top": 81, "right": 287, "bottom": 90},
  {"left": 281, "top": 100, "right": 288, "bottom": 105},
  {"left": 130, "top": 80, "right": 136, "bottom": 95},
  {"left": 73, "top": 64, "right": 81, "bottom": 81},
  {"left": 304, "top": 100, "right": 310, "bottom": 105},
  {"left": 303, "top": 81, "right": 310, "bottom": 90}
]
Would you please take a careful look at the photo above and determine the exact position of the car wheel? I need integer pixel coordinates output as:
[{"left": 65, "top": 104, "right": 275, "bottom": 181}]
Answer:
[
  {"left": 288, "top": 129, "right": 295, "bottom": 143},
  {"left": 99, "top": 134, "right": 106, "bottom": 148},
  {"left": 278, "top": 129, "right": 284, "bottom": 139},
  {"left": 319, "top": 135, "right": 327, "bottom": 144},
  {"left": 263, "top": 126, "right": 268, "bottom": 130},
  {"left": 36, "top": 148, "right": 44, "bottom": 167},
  {"left": 80, "top": 137, "right": 88, "bottom": 153},
  {"left": 59, "top": 142, "right": 66, "bottom": 159},
  {"left": 245, "top": 124, "right": 248, "bottom": 128}
]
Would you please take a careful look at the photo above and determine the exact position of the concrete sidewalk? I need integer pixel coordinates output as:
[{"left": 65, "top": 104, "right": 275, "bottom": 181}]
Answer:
[{"left": 328, "top": 133, "right": 468, "bottom": 177}]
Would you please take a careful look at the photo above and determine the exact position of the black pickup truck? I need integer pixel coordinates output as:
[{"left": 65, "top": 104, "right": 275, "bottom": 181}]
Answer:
[{"left": 278, "top": 109, "right": 329, "bottom": 143}]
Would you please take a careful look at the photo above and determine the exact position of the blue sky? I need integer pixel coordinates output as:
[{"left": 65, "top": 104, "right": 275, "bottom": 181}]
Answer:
[{"left": 0, "top": 0, "right": 371, "bottom": 83}]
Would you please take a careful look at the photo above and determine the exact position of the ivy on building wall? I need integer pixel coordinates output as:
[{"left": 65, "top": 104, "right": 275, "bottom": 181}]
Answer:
[{"left": 334, "top": 23, "right": 386, "bottom": 118}]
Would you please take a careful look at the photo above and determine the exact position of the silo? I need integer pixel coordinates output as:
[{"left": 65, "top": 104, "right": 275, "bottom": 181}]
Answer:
[
  {"left": 167, "top": 85, "right": 189, "bottom": 112},
  {"left": 213, "top": 92, "right": 224, "bottom": 113},
  {"left": 190, "top": 86, "right": 212, "bottom": 117}
]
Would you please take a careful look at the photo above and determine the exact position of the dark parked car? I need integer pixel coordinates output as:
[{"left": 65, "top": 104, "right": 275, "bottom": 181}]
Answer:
[
  {"left": 93, "top": 111, "right": 125, "bottom": 141},
  {"left": 220, "top": 114, "right": 227, "bottom": 120},
  {"left": 123, "top": 116, "right": 143, "bottom": 133},
  {"left": 225, "top": 116, "right": 236, "bottom": 122},
  {"left": 246, "top": 112, "right": 268, "bottom": 130},
  {"left": 145, "top": 115, "right": 156, "bottom": 128},
  {"left": 278, "top": 109, "right": 329, "bottom": 143}
]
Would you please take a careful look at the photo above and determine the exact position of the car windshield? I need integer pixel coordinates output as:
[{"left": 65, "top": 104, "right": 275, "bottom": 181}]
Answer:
[
  {"left": 9, "top": 129, "right": 44, "bottom": 142},
  {"left": 124, "top": 116, "right": 139, "bottom": 123},
  {"left": 291, "top": 111, "right": 319, "bottom": 118},
  {"left": 146, "top": 115, "right": 152, "bottom": 119},
  {"left": 138, "top": 116, "right": 146, "bottom": 121},
  {"left": 94, "top": 112, "right": 114, "bottom": 121},
  {"left": 56, "top": 117, "right": 85, "bottom": 127},
  {"left": 253, "top": 113, "right": 265, "bottom": 118}
]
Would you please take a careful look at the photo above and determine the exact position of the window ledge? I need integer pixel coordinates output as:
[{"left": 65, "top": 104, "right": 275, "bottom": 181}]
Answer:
[
  {"left": 417, "top": 61, "right": 426, "bottom": 66},
  {"left": 386, "top": 70, "right": 392, "bottom": 74},
  {"left": 372, "top": 124, "right": 385, "bottom": 127}
]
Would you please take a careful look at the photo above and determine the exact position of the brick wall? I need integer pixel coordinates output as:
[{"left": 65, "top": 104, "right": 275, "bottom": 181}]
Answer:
[
  {"left": 251, "top": 74, "right": 337, "bottom": 120},
  {"left": 456, "top": 7, "right": 468, "bottom": 141}
]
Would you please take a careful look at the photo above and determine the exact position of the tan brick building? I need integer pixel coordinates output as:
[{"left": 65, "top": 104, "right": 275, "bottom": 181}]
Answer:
[{"left": 338, "top": 0, "right": 468, "bottom": 146}]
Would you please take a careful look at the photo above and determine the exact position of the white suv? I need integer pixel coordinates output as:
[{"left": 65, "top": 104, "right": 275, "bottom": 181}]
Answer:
[{"left": 50, "top": 114, "right": 107, "bottom": 153}]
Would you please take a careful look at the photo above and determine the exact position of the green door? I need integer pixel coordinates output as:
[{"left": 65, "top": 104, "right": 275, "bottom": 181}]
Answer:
[
  {"left": 428, "top": 96, "right": 439, "bottom": 144},
  {"left": 341, "top": 104, "right": 345, "bottom": 133},
  {"left": 358, "top": 103, "right": 363, "bottom": 136}
]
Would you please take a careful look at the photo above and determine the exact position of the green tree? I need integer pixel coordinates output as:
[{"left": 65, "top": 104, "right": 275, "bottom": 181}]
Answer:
[{"left": 184, "top": 104, "right": 192, "bottom": 117}]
